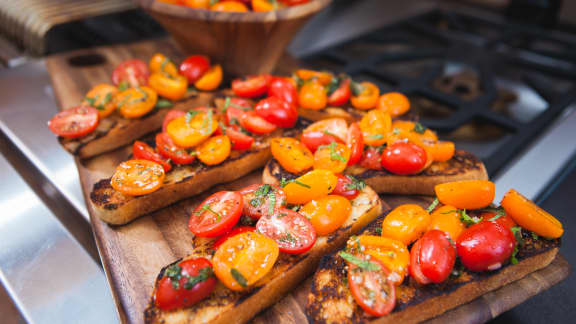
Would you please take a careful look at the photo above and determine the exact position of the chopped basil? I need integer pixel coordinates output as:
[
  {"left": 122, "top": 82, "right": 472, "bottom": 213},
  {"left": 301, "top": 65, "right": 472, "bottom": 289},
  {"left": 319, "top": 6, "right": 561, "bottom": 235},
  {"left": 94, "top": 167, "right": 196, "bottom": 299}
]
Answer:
[
  {"left": 164, "top": 264, "right": 183, "bottom": 289},
  {"left": 392, "top": 128, "right": 401, "bottom": 135},
  {"left": 531, "top": 232, "right": 539, "bottom": 240},
  {"left": 84, "top": 96, "right": 96, "bottom": 107},
  {"left": 344, "top": 175, "right": 366, "bottom": 191},
  {"left": 186, "top": 110, "right": 200, "bottom": 124},
  {"left": 482, "top": 207, "right": 506, "bottom": 221},
  {"left": 511, "top": 226, "right": 523, "bottom": 246},
  {"left": 318, "top": 142, "right": 346, "bottom": 162},
  {"left": 230, "top": 268, "right": 248, "bottom": 288},
  {"left": 338, "top": 251, "right": 380, "bottom": 271},
  {"left": 268, "top": 191, "right": 276, "bottom": 216},
  {"left": 279, "top": 232, "right": 296, "bottom": 243},
  {"left": 280, "top": 177, "right": 311, "bottom": 189},
  {"left": 326, "top": 75, "right": 341, "bottom": 95},
  {"left": 249, "top": 198, "right": 261, "bottom": 207},
  {"left": 413, "top": 122, "right": 427, "bottom": 134},
  {"left": 255, "top": 184, "right": 271, "bottom": 197},
  {"left": 291, "top": 205, "right": 301, "bottom": 212},
  {"left": 322, "top": 130, "right": 338, "bottom": 137},
  {"left": 195, "top": 204, "right": 221, "bottom": 222},
  {"left": 510, "top": 245, "right": 519, "bottom": 265},
  {"left": 368, "top": 134, "right": 384, "bottom": 140},
  {"left": 373, "top": 227, "right": 382, "bottom": 235},
  {"left": 350, "top": 81, "right": 364, "bottom": 97},
  {"left": 155, "top": 99, "right": 173, "bottom": 109},
  {"left": 183, "top": 267, "right": 214, "bottom": 289},
  {"left": 200, "top": 110, "right": 214, "bottom": 135},
  {"left": 459, "top": 209, "right": 481, "bottom": 226},
  {"left": 278, "top": 212, "right": 288, "bottom": 218},
  {"left": 426, "top": 198, "right": 439, "bottom": 213},
  {"left": 118, "top": 81, "right": 129, "bottom": 91},
  {"left": 292, "top": 74, "right": 304, "bottom": 88}
]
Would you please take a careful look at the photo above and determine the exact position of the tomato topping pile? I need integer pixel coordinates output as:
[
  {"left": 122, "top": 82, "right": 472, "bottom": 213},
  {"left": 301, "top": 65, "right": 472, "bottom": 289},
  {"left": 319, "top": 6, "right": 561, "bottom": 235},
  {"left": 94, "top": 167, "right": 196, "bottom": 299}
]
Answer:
[{"left": 158, "top": 0, "right": 311, "bottom": 11}]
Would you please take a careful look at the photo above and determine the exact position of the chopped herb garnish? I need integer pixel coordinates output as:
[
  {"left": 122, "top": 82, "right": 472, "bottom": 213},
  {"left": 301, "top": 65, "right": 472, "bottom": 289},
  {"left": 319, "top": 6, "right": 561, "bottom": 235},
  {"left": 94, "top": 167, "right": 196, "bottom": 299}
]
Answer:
[
  {"left": 164, "top": 264, "right": 183, "bottom": 289},
  {"left": 249, "top": 198, "right": 261, "bottom": 207},
  {"left": 230, "top": 268, "right": 248, "bottom": 288},
  {"left": 186, "top": 110, "right": 200, "bottom": 124},
  {"left": 155, "top": 98, "right": 173, "bottom": 109},
  {"left": 278, "top": 212, "right": 288, "bottom": 218},
  {"left": 117, "top": 93, "right": 132, "bottom": 108},
  {"left": 511, "top": 226, "right": 523, "bottom": 246},
  {"left": 84, "top": 96, "right": 96, "bottom": 107},
  {"left": 338, "top": 251, "right": 380, "bottom": 271},
  {"left": 510, "top": 245, "right": 519, "bottom": 265},
  {"left": 195, "top": 204, "right": 222, "bottom": 222},
  {"left": 459, "top": 209, "right": 481, "bottom": 226},
  {"left": 344, "top": 175, "right": 366, "bottom": 191},
  {"left": 318, "top": 141, "right": 346, "bottom": 162},
  {"left": 426, "top": 198, "right": 439, "bottom": 213},
  {"left": 368, "top": 134, "right": 384, "bottom": 140},
  {"left": 255, "top": 184, "right": 271, "bottom": 197},
  {"left": 280, "top": 177, "right": 311, "bottom": 188},
  {"left": 326, "top": 75, "right": 341, "bottom": 95},
  {"left": 413, "top": 122, "right": 427, "bottom": 134},
  {"left": 392, "top": 128, "right": 401, "bottom": 135},
  {"left": 291, "top": 205, "right": 301, "bottom": 212},
  {"left": 268, "top": 191, "right": 276, "bottom": 216},
  {"left": 292, "top": 74, "right": 304, "bottom": 88},
  {"left": 531, "top": 232, "right": 539, "bottom": 240},
  {"left": 350, "top": 81, "right": 364, "bottom": 96},
  {"left": 323, "top": 130, "right": 338, "bottom": 137},
  {"left": 279, "top": 232, "right": 297, "bottom": 243},
  {"left": 183, "top": 267, "right": 214, "bottom": 289},
  {"left": 118, "top": 81, "right": 129, "bottom": 91}
]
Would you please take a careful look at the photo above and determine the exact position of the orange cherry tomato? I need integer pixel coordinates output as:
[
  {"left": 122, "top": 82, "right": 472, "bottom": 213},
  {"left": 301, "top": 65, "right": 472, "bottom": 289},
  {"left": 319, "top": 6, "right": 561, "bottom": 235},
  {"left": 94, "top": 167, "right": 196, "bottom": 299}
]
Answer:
[
  {"left": 210, "top": 1, "right": 249, "bottom": 12},
  {"left": 435, "top": 180, "right": 495, "bottom": 210},
  {"left": 299, "top": 80, "right": 327, "bottom": 110},
  {"left": 302, "top": 118, "right": 349, "bottom": 152},
  {"left": 428, "top": 205, "right": 465, "bottom": 241},
  {"left": 82, "top": 84, "right": 118, "bottom": 118},
  {"left": 381, "top": 204, "right": 431, "bottom": 245},
  {"left": 432, "top": 141, "right": 455, "bottom": 162},
  {"left": 359, "top": 109, "right": 391, "bottom": 146},
  {"left": 166, "top": 110, "right": 218, "bottom": 148},
  {"left": 283, "top": 169, "right": 338, "bottom": 205},
  {"left": 387, "top": 120, "right": 438, "bottom": 147},
  {"left": 351, "top": 81, "right": 380, "bottom": 110},
  {"left": 111, "top": 159, "right": 165, "bottom": 196},
  {"left": 377, "top": 92, "right": 410, "bottom": 117},
  {"left": 501, "top": 189, "right": 563, "bottom": 238},
  {"left": 212, "top": 232, "right": 279, "bottom": 291},
  {"left": 271, "top": 137, "right": 314, "bottom": 174},
  {"left": 184, "top": 0, "right": 209, "bottom": 9},
  {"left": 116, "top": 86, "right": 158, "bottom": 118},
  {"left": 355, "top": 235, "right": 410, "bottom": 285},
  {"left": 194, "top": 64, "right": 223, "bottom": 91},
  {"left": 196, "top": 135, "right": 231, "bottom": 165},
  {"left": 149, "top": 53, "right": 179, "bottom": 77},
  {"left": 148, "top": 73, "right": 188, "bottom": 101},
  {"left": 480, "top": 211, "right": 517, "bottom": 230},
  {"left": 313, "top": 142, "right": 351, "bottom": 173},
  {"left": 252, "top": 0, "right": 276, "bottom": 11},
  {"left": 300, "top": 195, "right": 351, "bottom": 236},
  {"left": 295, "top": 69, "right": 333, "bottom": 85}
]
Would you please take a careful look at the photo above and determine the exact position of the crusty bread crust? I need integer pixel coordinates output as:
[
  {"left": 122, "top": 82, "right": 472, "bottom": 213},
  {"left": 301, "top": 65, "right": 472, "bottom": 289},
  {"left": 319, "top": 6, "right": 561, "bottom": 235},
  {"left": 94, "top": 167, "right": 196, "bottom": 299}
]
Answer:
[{"left": 144, "top": 185, "right": 383, "bottom": 324}]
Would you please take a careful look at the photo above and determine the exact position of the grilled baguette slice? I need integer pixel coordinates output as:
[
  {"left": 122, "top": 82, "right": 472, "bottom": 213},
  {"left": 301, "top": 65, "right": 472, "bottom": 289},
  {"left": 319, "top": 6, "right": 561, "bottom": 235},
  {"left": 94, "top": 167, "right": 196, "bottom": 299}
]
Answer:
[
  {"left": 263, "top": 150, "right": 488, "bottom": 196},
  {"left": 144, "top": 185, "right": 383, "bottom": 324},
  {"left": 307, "top": 214, "right": 560, "bottom": 324}
]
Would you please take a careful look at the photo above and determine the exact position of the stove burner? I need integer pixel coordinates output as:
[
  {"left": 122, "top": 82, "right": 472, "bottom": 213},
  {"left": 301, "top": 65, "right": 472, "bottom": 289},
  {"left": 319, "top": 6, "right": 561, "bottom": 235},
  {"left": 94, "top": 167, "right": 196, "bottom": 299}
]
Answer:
[{"left": 300, "top": 10, "right": 576, "bottom": 177}]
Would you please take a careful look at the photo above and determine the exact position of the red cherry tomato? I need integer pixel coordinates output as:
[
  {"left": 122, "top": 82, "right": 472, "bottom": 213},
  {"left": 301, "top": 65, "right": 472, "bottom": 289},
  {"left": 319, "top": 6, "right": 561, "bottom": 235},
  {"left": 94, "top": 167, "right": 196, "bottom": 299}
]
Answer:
[
  {"left": 359, "top": 147, "right": 382, "bottom": 170},
  {"left": 301, "top": 118, "right": 348, "bottom": 152},
  {"left": 162, "top": 110, "right": 186, "bottom": 133},
  {"left": 232, "top": 75, "right": 271, "bottom": 98},
  {"left": 268, "top": 77, "right": 298, "bottom": 107},
  {"left": 224, "top": 126, "right": 254, "bottom": 150},
  {"left": 254, "top": 96, "right": 298, "bottom": 128},
  {"left": 48, "top": 106, "right": 99, "bottom": 138},
  {"left": 346, "top": 122, "right": 364, "bottom": 165},
  {"left": 300, "top": 132, "right": 342, "bottom": 153},
  {"left": 189, "top": 191, "right": 243, "bottom": 237},
  {"left": 347, "top": 255, "right": 396, "bottom": 317},
  {"left": 409, "top": 238, "right": 432, "bottom": 285},
  {"left": 179, "top": 55, "right": 211, "bottom": 83},
  {"left": 332, "top": 174, "right": 361, "bottom": 200},
  {"left": 213, "top": 226, "right": 255, "bottom": 249},
  {"left": 240, "top": 111, "right": 277, "bottom": 134},
  {"left": 457, "top": 221, "right": 516, "bottom": 272},
  {"left": 381, "top": 142, "right": 427, "bottom": 175},
  {"left": 225, "top": 106, "right": 247, "bottom": 126},
  {"left": 417, "top": 230, "right": 456, "bottom": 283},
  {"left": 256, "top": 208, "right": 316, "bottom": 254},
  {"left": 328, "top": 78, "right": 351, "bottom": 106},
  {"left": 155, "top": 132, "right": 196, "bottom": 165},
  {"left": 239, "top": 184, "right": 286, "bottom": 219},
  {"left": 133, "top": 141, "right": 172, "bottom": 172},
  {"left": 154, "top": 257, "right": 217, "bottom": 311},
  {"left": 112, "top": 59, "right": 149, "bottom": 88}
]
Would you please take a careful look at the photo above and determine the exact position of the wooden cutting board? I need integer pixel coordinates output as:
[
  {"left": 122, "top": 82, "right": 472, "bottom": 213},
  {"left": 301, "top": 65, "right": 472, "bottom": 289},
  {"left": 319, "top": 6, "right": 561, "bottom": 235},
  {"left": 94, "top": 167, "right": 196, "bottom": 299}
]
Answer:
[{"left": 45, "top": 39, "right": 570, "bottom": 324}]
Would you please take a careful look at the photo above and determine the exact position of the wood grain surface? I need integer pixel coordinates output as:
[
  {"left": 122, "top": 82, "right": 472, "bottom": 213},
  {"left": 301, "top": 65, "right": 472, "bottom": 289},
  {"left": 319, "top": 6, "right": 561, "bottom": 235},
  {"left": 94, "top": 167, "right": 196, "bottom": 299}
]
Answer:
[{"left": 45, "top": 39, "right": 570, "bottom": 324}]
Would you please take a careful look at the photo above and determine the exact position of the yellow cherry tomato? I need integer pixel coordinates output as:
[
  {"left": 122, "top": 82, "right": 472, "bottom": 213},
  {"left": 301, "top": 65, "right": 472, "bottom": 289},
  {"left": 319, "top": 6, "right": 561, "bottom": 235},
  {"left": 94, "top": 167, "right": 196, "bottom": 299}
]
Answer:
[
  {"left": 252, "top": 0, "right": 276, "bottom": 11},
  {"left": 313, "top": 142, "right": 351, "bottom": 173},
  {"left": 351, "top": 81, "right": 380, "bottom": 110},
  {"left": 82, "top": 83, "right": 118, "bottom": 118},
  {"left": 432, "top": 141, "right": 455, "bottom": 162},
  {"left": 166, "top": 110, "right": 218, "bottom": 148},
  {"left": 435, "top": 180, "right": 495, "bottom": 210},
  {"left": 116, "top": 86, "right": 158, "bottom": 119},
  {"left": 360, "top": 109, "right": 391, "bottom": 146},
  {"left": 377, "top": 92, "right": 410, "bottom": 117},
  {"left": 212, "top": 232, "right": 279, "bottom": 291},
  {"left": 184, "top": 0, "right": 209, "bottom": 9},
  {"left": 355, "top": 235, "right": 410, "bottom": 285},
  {"left": 387, "top": 120, "right": 438, "bottom": 147},
  {"left": 271, "top": 137, "right": 314, "bottom": 174},
  {"left": 299, "top": 80, "right": 327, "bottom": 110},
  {"left": 300, "top": 195, "right": 351, "bottom": 236},
  {"left": 111, "top": 159, "right": 165, "bottom": 196},
  {"left": 149, "top": 53, "right": 179, "bottom": 77},
  {"left": 211, "top": 1, "right": 249, "bottom": 12},
  {"left": 148, "top": 73, "right": 188, "bottom": 101},
  {"left": 427, "top": 205, "right": 465, "bottom": 241},
  {"left": 194, "top": 64, "right": 223, "bottom": 91},
  {"left": 381, "top": 204, "right": 431, "bottom": 245},
  {"left": 283, "top": 169, "right": 338, "bottom": 205},
  {"left": 295, "top": 69, "right": 333, "bottom": 85},
  {"left": 501, "top": 189, "right": 563, "bottom": 238},
  {"left": 196, "top": 135, "right": 231, "bottom": 165}
]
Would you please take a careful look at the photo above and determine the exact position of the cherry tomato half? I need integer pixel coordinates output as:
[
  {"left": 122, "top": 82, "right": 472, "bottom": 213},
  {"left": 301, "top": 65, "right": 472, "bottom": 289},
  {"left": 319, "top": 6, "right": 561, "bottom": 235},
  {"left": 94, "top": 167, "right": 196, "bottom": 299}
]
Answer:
[
  {"left": 111, "top": 160, "right": 165, "bottom": 196},
  {"left": 148, "top": 73, "right": 188, "bottom": 101},
  {"left": 381, "top": 204, "right": 431, "bottom": 246},
  {"left": 327, "top": 78, "right": 351, "bottom": 106},
  {"left": 271, "top": 137, "right": 314, "bottom": 174},
  {"left": 196, "top": 135, "right": 231, "bottom": 166},
  {"left": 346, "top": 122, "right": 364, "bottom": 166},
  {"left": 299, "top": 79, "right": 327, "bottom": 110},
  {"left": 112, "top": 59, "right": 149, "bottom": 88},
  {"left": 81, "top": 84, "right": 118, "bottom": 118},
  {"left": 283, "top": 169, "right": 338, "bottom": 205},
  {"left": 416, "top": 230, "right": 456, "bottom": 283},
  {"left": 435, "top": 180, "right": 495, "bottom": 210},
  {"left": 351, "top": 81, "right": 380, "bottom": 110},
  {"left": 194, "top": 65, "right": 223, "bottom": 91},
  {"left": 116, "top": 86, "right": 158, "bottom": 119},
  {"left": 359, "top": 147, "right": 382, "bottom": 170},
  {"left": 166, "top": 111, "right": 218, "bottom": 148},
  {"left": 179, "top": 55, "right": 211, "bottom": 83},
  {"left": 268, "top": 77, "right": 298, "bottom": 108},
  {"left": 155, "top": 132, "right": 196, "bottom": 165},
  {"left": 347, "top": 255, "right": 396, "bottom": 317},
  {"left": 239, "top": 184, "right": 286, "bottom": 220},
  {"left": 332, "top": 174, "right": 362, "bottom": 200},
  {"left": 48, "top": 106, "right": 99, "bottom": 138},
  {"left": 222, "top": 125, "right": 254, "bottom": 150},
  {"left": 377, "top": 92, "right": 410, "bottom": 117},
  {"left": 133, "top": 141, "right": 172, "bottom": 172},
  {"left": 254, "top": 96, "right": 298, "bottom": 128},
  {"left": 457, "top": 221, "right": 516, "bottom": 272},
  {"left": 300, "top": 195, "right": 351, "bottom": 236},
  {"left": 359, "top": 109, "right": 391, "bottom": 146},
  {"left": 256, "top": 208, "right": 317, "bottom": 254},
  {"left": 162, "top": 110, "right": 186, "bottom": 133},
  {"left": 213, "top": 226, "right": 255, "bottom": 249},
  {"left": 409, "top": 237, "right": 431, "bottom": 285},
  {"left": 313, "top": 142, "right": 351, "bottom": 173},
  {"left": 240, "top": 111, "right": 277, "bottom": 134},
  {"left": 301, "top": 118, "right": 348, "bottom": 152},
  {"left": 381, "top": 142, "right": 427, "bottom": 175},
  {"left": 232, "top": 74, "right": 271, "bottom": 98},
  {"left": 188, "top": 191, "right": 243, "bottom": 237}
]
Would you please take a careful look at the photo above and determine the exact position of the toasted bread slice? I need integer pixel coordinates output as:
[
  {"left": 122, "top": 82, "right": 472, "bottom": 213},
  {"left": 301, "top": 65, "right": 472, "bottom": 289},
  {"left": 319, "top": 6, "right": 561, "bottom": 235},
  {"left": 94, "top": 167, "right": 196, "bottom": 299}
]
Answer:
[
  {"left": 263, "top": 150, "right": 488, "bottom": 196},
  {"left": 306, "top": 215, "right": 560, "bottom": 324},
  {"left": 144, "top": 185, "right": 383, "bottom": 324},
  {"left": 59, "top": 92, "right": 216, "bottom": 159}
]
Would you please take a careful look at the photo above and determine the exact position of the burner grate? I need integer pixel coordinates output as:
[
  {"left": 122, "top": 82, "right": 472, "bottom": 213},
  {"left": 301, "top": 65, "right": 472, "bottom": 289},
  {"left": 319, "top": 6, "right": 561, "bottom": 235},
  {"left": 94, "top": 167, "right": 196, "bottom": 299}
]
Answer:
[{"left": 300, "top": 10, "right": 576, "bottom": 177}]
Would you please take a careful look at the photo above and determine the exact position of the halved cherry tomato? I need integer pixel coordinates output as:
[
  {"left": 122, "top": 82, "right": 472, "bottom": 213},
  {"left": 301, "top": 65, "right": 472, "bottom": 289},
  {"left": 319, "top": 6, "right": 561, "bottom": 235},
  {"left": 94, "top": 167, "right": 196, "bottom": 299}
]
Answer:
[
  {"left": 457, "top": 221, "right": 516, "bottom": 271},
  {"left": 381, "top": 142, "right": 427, "bottom": 175},
  {"left": 332, "top": 174, "right": 362, "bottom": 200},
  {"left": 300, "top": 195, "right": 351, "bottom": 236},
  {"left": 155, "top": 132, "right": 196, "bottom": 165},
  {"left": 480, "top": 211, "right": 516, "bottom": 231},
  {"left": 179, "top": 55, "right": 210, "bottom": 83},
  {"left": 359, "top": 109, "right": 391, "bottom": 146},
  {"left": 346, "top": 254, "right": 395, "bottom": 317},
  {"left": 222, "top": 97, "right": 253, "bottom": 113},
  {"left": 256, "top": 208, "right": 317, "bottom": 254},
  {"left": 112, "top": 59, "right": 149, "bottom": 88},
  {"left": 162, "top": 110, "right": 186, "bottom": 133},
  {"left": 432, "top": 141, "right": 455, "bottom": 162},
  {"left": 212, "top": 232, "right": 279, "bottom": 291},
  {"left": 225, "top": 106, "right": 247, "bottom": 126},
  {"left": 351, "top": 81, "right": 380, "bottom": 110},
  {"left": 48, "top": 106, "right": 99, "bottom": 138},
  {"left": 148, "top": 73, "right": 188, "bottom": 101},
  {"left": 377, "top": 92, "right": 410, "bottom": 117},
  {"left": 183, "top": 0, "right": 210, "bottom": 9},
  {"left": 359, "top": 147, "right": 382, "bottom": 170},
  {"left": 252, "top": 0, "right": 276, "bottom": 11},
  {"left": 133, "top": 141, "right": 172, "bottom": 172},
  {"left": 166, "top": 111, "right": 218, "bottom": 147},
  {"left": 381, "top": 204, "right": 431, "bottom": 245},
  {"left": 328, "top": 78, "right": 351, "bottom": 106},
  {"left": 197, "top": 135, "right": 231, "bottom": 165},
  {"left": 501, "top": 189, "right": 563, "bottom": 238},
  {"left": 210, "top": 1, "right": 249, "bottom": 11},
  {"left": 300, "top": 131, "right": 342, "bottom": 153},
  {"left": 271, "top": 137, "right": 314, "bottom": 174},
  {"left": 313, "top": 142, "right": 351, "bottom": 173},
  {"left": 283, "top": 169, "right": 338, "bottom": 205},
  {"left": 232, "top": 75, "right": 271, "bottom": 98},
  {"left": 299, "top": 80, "right": 327, "bottom": 110},
  {"left": 213, "top": 226, "right": 255, "bottom": 249},
  {"left": 346, "top": 122, "right": 364, "bottom": 166},
  {"left": 111, "top": 159, "right": 165, "bottom": 196},
  {"left": 149, "top": 53, "right": 179, "bottom": 77},
  {"left": 355, "top": 235, "right": 410, "bottom": 285},
  {"left": 194, "top": 65, "right": 223, "bottom": 91},
  {"left": 409, "top": 238, "right": 431, "bottom": 285},
  {"left": 222, "top": 125, "right": 254, "bottom": 150},
  {"left": 417, "top": 230, "right": 456, "bottom": 283},
  {"left": 295, "top": 69, "right": 332, "bottom": 85},
  {"left": 240, "top": 111, "right": 277, "bottom": 134},
  {"left": 301, "top": 118, "right": 348, "bottom": 152},
  {"left": 428, "top": 205, "right": 465, "bottom": 241},
  {"left": 188, "top": 191, "right": 243, "bottom": 237},
  {"left": 254, "top": 96, "right": 298, "bottom": 128},
  {"left": 268, "top": 77, "right": 298, "bottom": 108},
  {"left": 154, "top": 257, "right": 217, "bottom": 311},
  {"left": 82, "top": 84, "right": 118, "bottom": 118},
  {"left": 435, "top": 180, "right": 495, "bottom": 210},
  {"left": 388, "top": 120, "right": 438, "bottom": 147},
  {"left": 116, "top": 86, "right": 158, "bottom": 118},
  {"left": 239, "top": 184, "right": 286, "bottom": 219}
]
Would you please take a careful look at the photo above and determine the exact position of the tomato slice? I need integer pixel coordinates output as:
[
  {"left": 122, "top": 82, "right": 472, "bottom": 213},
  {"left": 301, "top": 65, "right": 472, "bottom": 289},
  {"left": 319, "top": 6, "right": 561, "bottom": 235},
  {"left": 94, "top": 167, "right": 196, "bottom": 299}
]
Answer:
[
  {"left": 188, "top": 191, "right": 243, "bottom": 237},
  {"left": 225, "top": 106, "right": 247, "bottom": 126},
  {"left": 162, "top": 110, "right": 186, "bottom": 133},
  {"left": 409, "top": 238, "right": 432, "bottom": 285},
  {"left": 112, "top": 59, "right": 149, "bottom": 88},
  {"left": 155, "top": 132, "right": 196, "bottom": 165},
  {"left": 268, "top": 77, "right": 298, "bottom": 108},
  {"left": 232, "top": 74, "right": 272, "bottom": 98},
  {"left": 240, "top": 111, "right": 277, "bottom": 134},
  {"left": 346, "top": 254, "right": 396, "bottom": 317},
  {"left": 417, "top": 230, "right": 456, "bottom": 283},
  {"left": 300, "top": 195, "right": 351, "bottom": 236},
  {"left": 256, "top": 208, "right": 317, "bottom": 254},
  {"left": 196, "top": 135, "right": 231, "bottom": 166},
  {"left": 133, "top": 141, "right": 172, "bottom": 172},
  {"left": 213, "top": 226, "right": 255, "bottom": 249},
  {"left": 346, "top": 122, "right": 364, "bottom": 166},
  {"left": 111, "top": 160, "right": 165, "bottom": 196},
  {"left": 381, "top": 142, "right": 427, "bottom": 175},
  {"left": 359, "top": 147, "right": 382, "bottom": 170},
  {"left": 254, "top": 96, "right": 298, "bottom": 128},
  {"left": 332, "top": 174, "right": 362, "bottom": 200},
  {"left": 223, "top": 126, "right": 254, "bottom": 150},
  {"left": 327, "top": 78, "right": 351, "bottom": 106},
  {"left": 179, "top": 55, "right": 211, "bottom": 83},
  {"left": 239, "top": 184, "right": 286, "bottom": 219},
  {"left": 154, "top": 257, "right": 217, "bottom": 311},
  {"left": 48, "top": 106, "right": 99, "bottom": 138},
  {"left": 313, "top": 141, "right": 351, "bottom": 173},
  {"left": 271, "top": 137, "right": 314, "bottom": 174}
]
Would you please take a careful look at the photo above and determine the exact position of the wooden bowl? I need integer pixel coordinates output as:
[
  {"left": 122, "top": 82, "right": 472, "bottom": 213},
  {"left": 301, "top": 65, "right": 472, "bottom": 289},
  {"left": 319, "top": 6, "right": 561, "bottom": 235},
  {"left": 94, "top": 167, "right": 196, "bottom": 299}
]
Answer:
[{"left": 135, "top": 0, "right": 332, "bottom": 76}]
